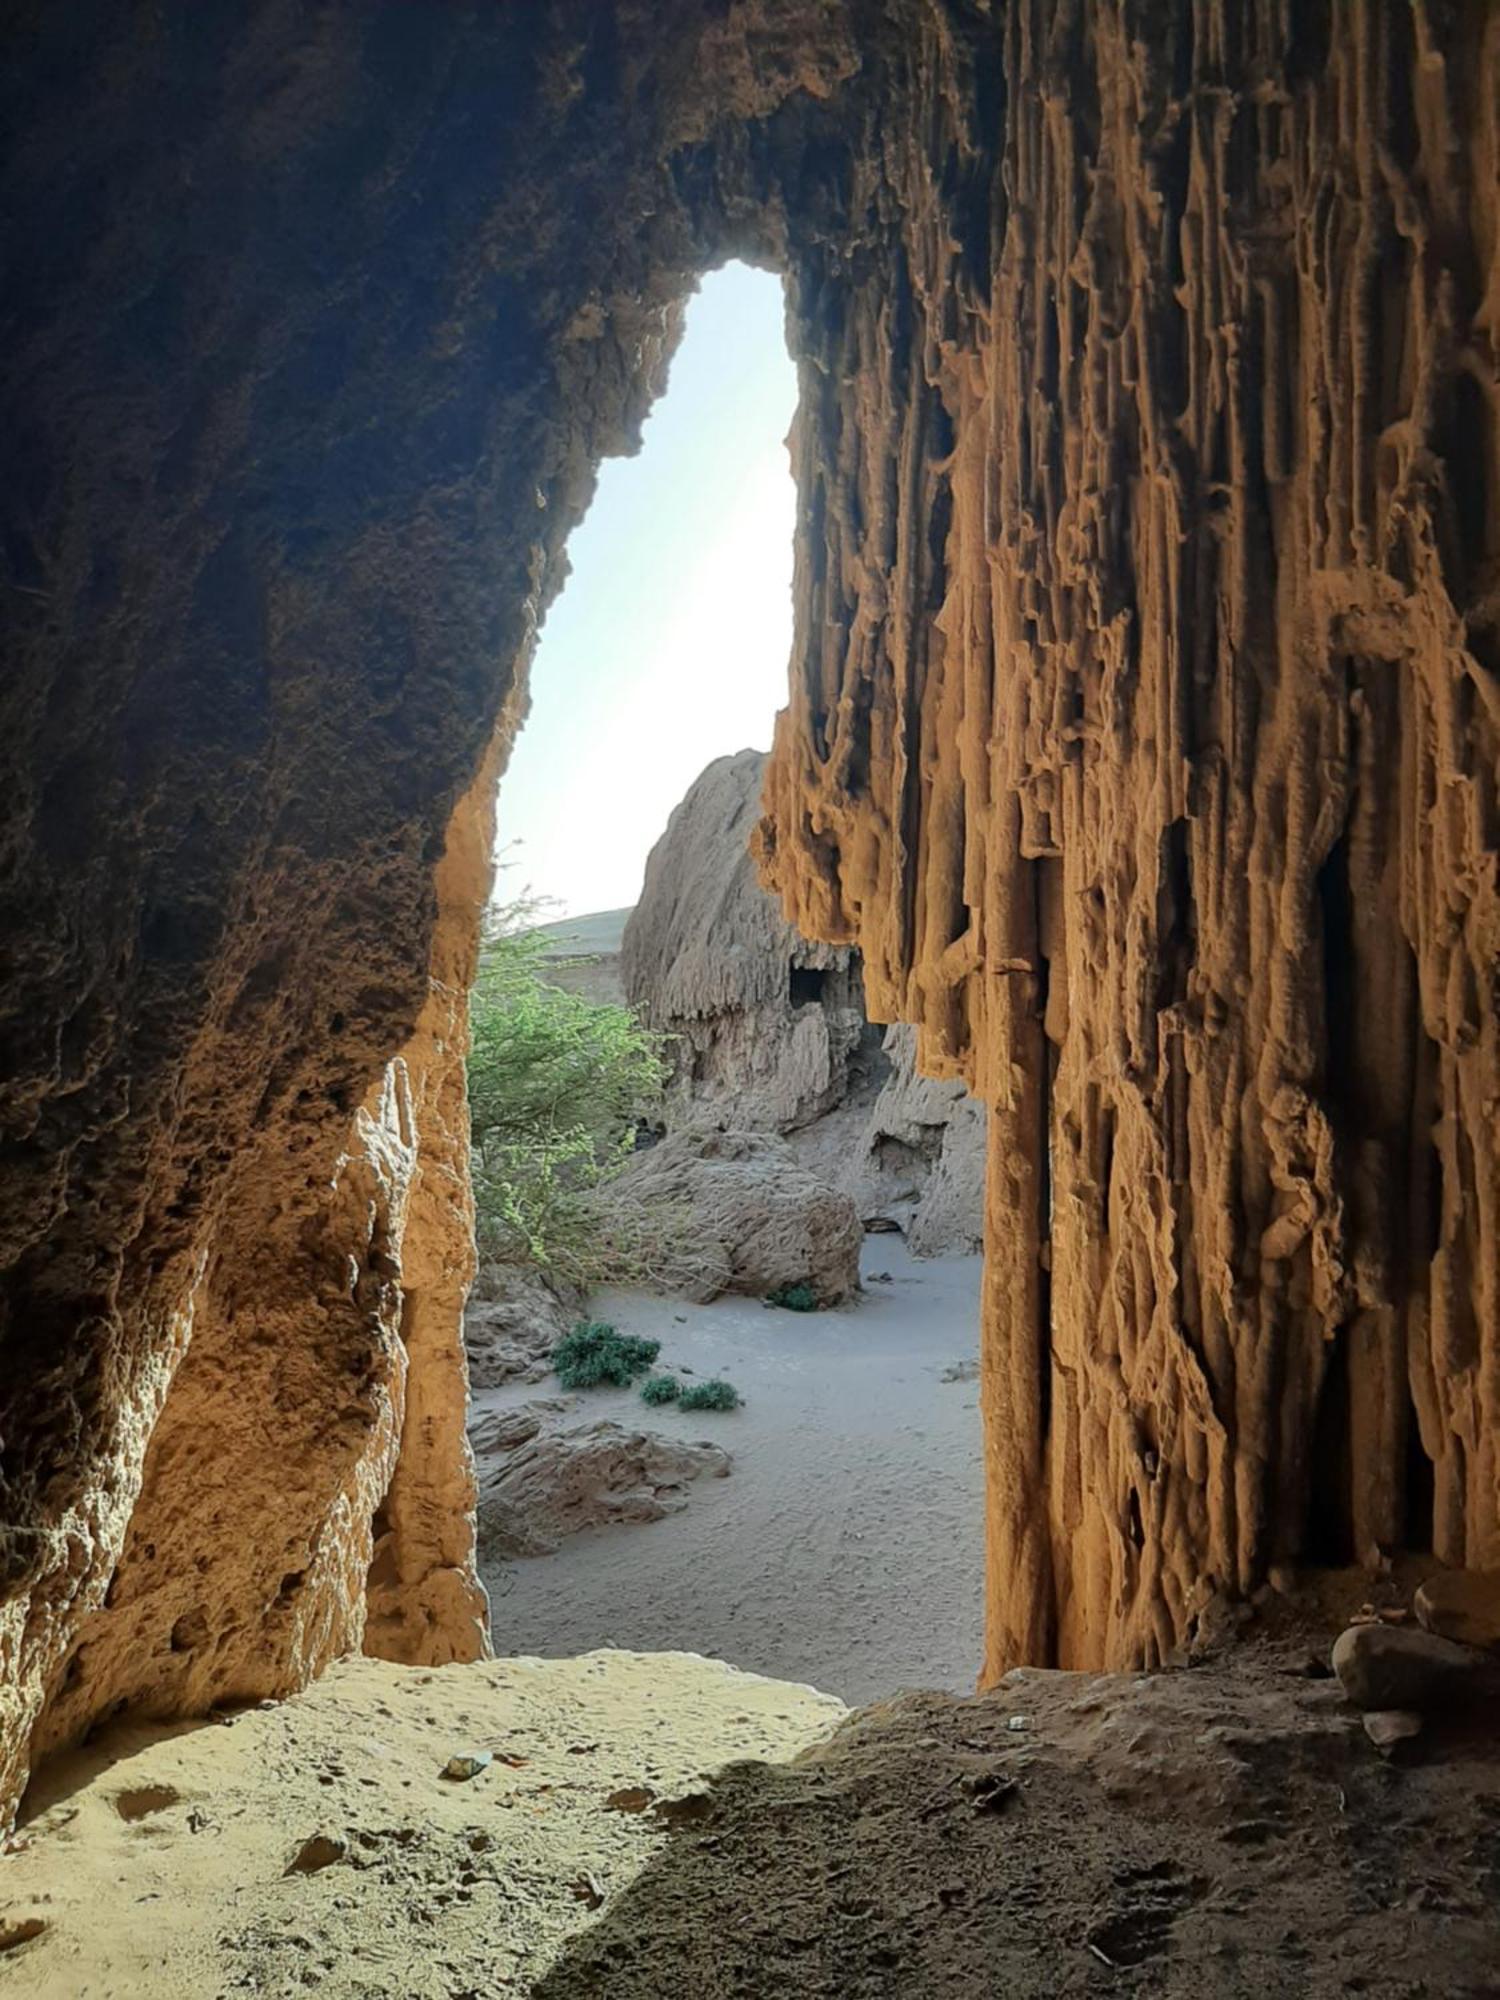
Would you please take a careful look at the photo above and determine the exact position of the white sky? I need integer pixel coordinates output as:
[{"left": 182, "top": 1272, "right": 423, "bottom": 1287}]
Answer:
[{"left": 495, "top": 263, "right": 798, "bottom": 919}]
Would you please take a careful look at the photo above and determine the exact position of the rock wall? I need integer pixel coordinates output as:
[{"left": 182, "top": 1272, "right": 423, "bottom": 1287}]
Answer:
[
  {"left": 2, "top": 0, "right": 1495, "bottom": 1818},
  {"left": 624, "top": 750, "right": 870, "bottom": 1133},
  {"left": 0, "top": 0, "right": 860, "bottom": 1819},
  {"left": 757, "top": 2, "right": 1500, "bottom": 1673},
  {"left": 624, "top": 748, "right": 985, "bottom": 1252}
]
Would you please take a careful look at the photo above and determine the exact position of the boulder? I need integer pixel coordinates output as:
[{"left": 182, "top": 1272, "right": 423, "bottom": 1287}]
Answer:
[
  {"left": 1330, "top": 1622, "right": 1497, "bottom": 1713},
  {"left": 1414, "top": 1570, "right": 1500, "bottom": 1653},
  {"left": 588, "top": 1128, "right": 863, "bottom": 1304},
  {"left": 476, "top": 1422, "right": 732, "bottom": 1558},
  {"left": 464, "top": 1265, "right": 578, "bottom": 1389},
  {"left": 468, "top": 1398, "right": 577, "bottom": 1455}
]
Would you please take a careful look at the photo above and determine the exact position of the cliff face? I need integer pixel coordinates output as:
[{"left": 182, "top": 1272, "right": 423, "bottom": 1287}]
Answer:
[
  {"left": 0, "top": 0, "right": 860, "bottom": 1819},
  {"left": 1, "top": 0, "right": 1496, "bottom": 1820},
  {"left": 624, "top": 749, "right": 986, "bottom": 1252},
  {"left": 756, "top": 3, "right": 1500, "bottom": 1673},
  {"left": 624, "top": 750, "right": 869, "bottom": 1134}
]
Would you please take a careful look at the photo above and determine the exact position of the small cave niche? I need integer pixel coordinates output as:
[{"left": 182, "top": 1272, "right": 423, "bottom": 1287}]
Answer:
[
  {"left": 789, "top": 962, "right": 828, "bottom": 1006},
  {"left": 1402, "top": 1395, "right": 1436, "bottom": 1556},
  {"left": 1305, "top": 1330, "right": 1355, "bottom": 1567}
]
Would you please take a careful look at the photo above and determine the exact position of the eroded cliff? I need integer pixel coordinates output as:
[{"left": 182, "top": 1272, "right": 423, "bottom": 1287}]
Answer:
[
  {"left": 757, "top": 0, "right": 1500, "bottom": 1673},
  {"left": 1, "top": 0, "right": 1496, "bottom": 1822}
]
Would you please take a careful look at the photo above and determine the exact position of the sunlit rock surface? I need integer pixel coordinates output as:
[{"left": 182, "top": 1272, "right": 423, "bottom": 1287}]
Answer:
[{"left": 2, "top": 0, "right": 1497, "bottom": 1820}]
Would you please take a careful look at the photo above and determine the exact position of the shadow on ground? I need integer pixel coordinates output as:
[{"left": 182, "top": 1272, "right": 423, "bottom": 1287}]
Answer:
[{"left": 537, "top": 1646, "right": 1500, "bottom": 1999}]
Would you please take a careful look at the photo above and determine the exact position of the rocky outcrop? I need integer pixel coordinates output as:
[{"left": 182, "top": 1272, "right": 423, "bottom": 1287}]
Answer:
[
  {"left": 465, "top": 1266, "right": 580, "bottom": 1391},
  {"left": 589, "top": 1129, "right": 863, "bottom": 1305},
  {"left": 857, "top": 1026, "right": 986, "bottom": 1256},
  {"left": 3, "top": 0, "right": 1496, "bottom": 1819},
  {"left": 624, "top": 750, "right": 985, "bottom": 1252},
  {"left": 755, "top": 4, "right": 1500, "bottom": 1675},
  {"left": 477, "top": 1420, "right": 732, "bottom": 1558},
  {"left": 624, "top": 751, "right": 869, "bottom": 1134}
]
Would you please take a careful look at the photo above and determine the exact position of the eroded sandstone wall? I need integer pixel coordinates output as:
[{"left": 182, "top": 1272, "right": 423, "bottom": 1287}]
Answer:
[
  {"left": 3, "top": 0, "right": 1495, "bottom": 1822},
  {"left": 0, "top": 0, "right": 857, "bottom": 1817},
  {"left": 758, "top": 0, "right": 1500, "bottom": 1672}
]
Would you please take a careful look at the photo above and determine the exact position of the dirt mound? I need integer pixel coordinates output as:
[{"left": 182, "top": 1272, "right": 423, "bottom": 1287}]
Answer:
[
  {"left": 589, "top": 1129, "right": 863, "bottom": 1304},
  {"left": 477, "top": 1421, "right": 732, "bottom": 1557},
  {"left": 538, "top": 1643, "right": 1500, "bottom": 1997}
]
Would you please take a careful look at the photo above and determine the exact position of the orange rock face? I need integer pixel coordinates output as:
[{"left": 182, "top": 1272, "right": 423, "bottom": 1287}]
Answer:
[
  {"left": 1, "top": 0, "right": 1496, "bottom": 1826},
  {"left": 758, "top": 4, "right": 1500, "bottom": 1673}
]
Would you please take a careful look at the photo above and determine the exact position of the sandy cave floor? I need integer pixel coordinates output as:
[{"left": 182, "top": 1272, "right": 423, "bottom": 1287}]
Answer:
[
  {"left": 6, "top": 1635, "right": 1500, "bottom": 1998},
  {"left": 0, "top": 1651, "right": 845, "bottom": 1998},
  {"left": 474, "top": 1238, "right": 988, "bottom": 1703}
]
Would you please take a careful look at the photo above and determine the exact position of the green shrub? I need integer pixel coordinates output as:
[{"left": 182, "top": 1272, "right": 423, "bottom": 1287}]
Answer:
[
  {"left": 678, "top": 1379, "right": 741, "bottom": 1412},
  {"left": 764, "top": 1282, "right": 819, "bottom": 1312},
  {"left": 467, "top": 896, "right": 668, "bottom": 1286},
  {"left": 553, "top": 1321, "right": 661, "bottom": 1391},
  {"left": 639, "top": 1374, "right": 682, "bottom": 1406}
]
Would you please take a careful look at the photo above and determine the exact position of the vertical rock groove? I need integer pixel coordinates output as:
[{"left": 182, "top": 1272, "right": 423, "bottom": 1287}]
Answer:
[
  {"left": 760, "top": 0, "right": 1500, "bottom": 1673},
  {"left": 1, "top": 0, "right": 1496, "bottom": 1818}
]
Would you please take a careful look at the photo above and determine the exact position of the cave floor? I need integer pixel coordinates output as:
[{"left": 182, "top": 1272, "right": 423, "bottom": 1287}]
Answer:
[
  {"left": 6, "top": 1638, "right": 1498, "bottom": 1998},
  {"left": 476, "top": 1238, "right": 988, "bottom": 1702}
]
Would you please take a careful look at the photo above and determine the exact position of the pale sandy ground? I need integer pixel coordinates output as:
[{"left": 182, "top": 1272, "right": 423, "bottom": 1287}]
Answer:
[
  {"left": 476, "top": 1239, "right": 987, "bottom": 1702},
  {"left": 0, "top": 1651, "right": 844, "bottom": 1999}
]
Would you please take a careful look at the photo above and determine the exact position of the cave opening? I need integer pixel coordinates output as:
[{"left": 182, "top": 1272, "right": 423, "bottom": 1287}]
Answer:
[
  {"left": 788, "top": 962, "right": 828, "bottom": 1005},
  {"left": 460, "top": 260, "right": 988, "bottom": 1707}
]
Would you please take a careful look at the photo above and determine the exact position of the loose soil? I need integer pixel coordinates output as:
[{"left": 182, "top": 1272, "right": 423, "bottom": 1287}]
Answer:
[{"left": 474, "top": 1239, "right": 986, "bottom": 1701}]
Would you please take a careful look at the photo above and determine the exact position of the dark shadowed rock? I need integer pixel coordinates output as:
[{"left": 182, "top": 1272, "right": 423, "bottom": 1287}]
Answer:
[{"left": 1331, "top": 1624, "right": 1495, "bottom": 1713}]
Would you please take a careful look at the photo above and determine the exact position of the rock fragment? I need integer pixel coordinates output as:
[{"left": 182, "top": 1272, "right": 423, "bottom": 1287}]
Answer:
[
  {"left": 1414, "top": 1571, "right": 1500, "bottom": 1653},
  {"left": 1362, "top": 1710, "right": 1423, "bottom": 1752},
  {"left": 442, "top": 1753, "right": 493, "bottom": 1781},
  {"left": 286, "top": 1834, "right": 347, "bottom": 1875},
  {"left": 1330, "top": 1624, "right": 1493, "bottom": 1712}
]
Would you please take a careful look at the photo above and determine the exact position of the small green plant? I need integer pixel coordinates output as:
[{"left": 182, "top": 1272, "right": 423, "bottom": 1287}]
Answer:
[
  {"left": 678, "top": 1379, "right": 741, "bottom": 1413},
  {"left": 467, "top": 893, "right": 668, "bottom": 1286},
  {"left": 764, "top": 1282, "right": 819, "bottom": 1313},
  {"left": 639, "top": 1374, "right": 682, "bottom": 1406},
  {"left": 553, "top": 1321, "right": 661, "bottom": 1390}
]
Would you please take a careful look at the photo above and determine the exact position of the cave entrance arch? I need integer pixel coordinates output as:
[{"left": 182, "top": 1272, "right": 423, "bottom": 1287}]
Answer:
[
  {"left": 3, "top": 2, "right": 1496, "bottom": 1827},
  {"left": 461, "top": 261, "right": 988, "bottom": 1703}
]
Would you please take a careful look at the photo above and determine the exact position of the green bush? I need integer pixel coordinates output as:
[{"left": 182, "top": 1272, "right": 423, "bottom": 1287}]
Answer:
[
  {"left": 639, "top": 1374, "right": 682, "bottom": 1406},
  {"left": 678, "top": 1379, "right": 741, "bottom": 1412},
  {"left": 764, "top": 1282, "right": 819, "bottom": 1313},
  {"left": 467, "top": 897, "right": 668, "bottom": 1284},
  {"left": 553, "top": 1321, "right": 661, "bottom": 1390}
]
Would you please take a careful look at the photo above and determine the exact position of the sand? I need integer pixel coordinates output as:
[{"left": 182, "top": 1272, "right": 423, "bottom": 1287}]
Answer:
[
  {"left": 0, "top": 1651, "right": 844, "bottom": 1998},
  {"left": 475, "top": 1239, "right": 986, "bottom": 1702}
]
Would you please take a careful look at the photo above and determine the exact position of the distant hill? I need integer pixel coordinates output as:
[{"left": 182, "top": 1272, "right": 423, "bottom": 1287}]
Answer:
[{"left": 529, "top": 906, "right": 633, "bottom": 1005}]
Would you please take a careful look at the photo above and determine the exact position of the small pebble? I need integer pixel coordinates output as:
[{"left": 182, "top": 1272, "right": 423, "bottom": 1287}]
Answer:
[{"left": 442, "top": 1753, "right": 493, "bottom": 1782}]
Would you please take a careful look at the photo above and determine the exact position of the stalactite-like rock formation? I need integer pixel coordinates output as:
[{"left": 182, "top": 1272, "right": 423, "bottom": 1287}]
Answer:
[
  {"left": 758, "top": 2, "right": 1500, "bottom": 1673},
  {"left": 1, "top": 0, "right": 1496, "bottom": 1822}
]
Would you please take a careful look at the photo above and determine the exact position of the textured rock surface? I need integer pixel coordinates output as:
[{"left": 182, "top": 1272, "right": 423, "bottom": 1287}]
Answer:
[
  {"left": 1330, "top": 1621, "right": 1498, "bottom": 1713},
  {"left": 588, "top": 1129, "right": 863, "bottom": 1304},
  {"left": 756, "top": 3, "right": 1500, "bottom": 1675},
  {"left": 539, "top": 1646, "right": 1500, "bottom": 1997},
  {"left": 0, "top": 1652, "right": 845, "bottom": 1998},
  {"left": 464, "top": 1266, "right": 580, "bottom": 1392},
  {"left": 624, "top": 750, "right": 870, "bottom": 1133},
  {"left": 1415, "top": 1570, "right": 1500, "bottom": 1653},
  {"left": 860, "top": 1025, "right": 987, "bottom": 1256},
  {"left": 476, "top": 1420, "right": 732, "bottom": 1558},
  {"left": 624, "top": 749, "right": 986, "bottom": 1251},
  {"left": 3, "top": 0, "right": 1497, "bottom": 1820}
]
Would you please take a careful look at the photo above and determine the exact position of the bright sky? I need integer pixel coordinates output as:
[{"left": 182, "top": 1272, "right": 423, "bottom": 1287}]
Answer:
[{"left": 494, "top": 262, "right": 798, "bottom": 919}]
